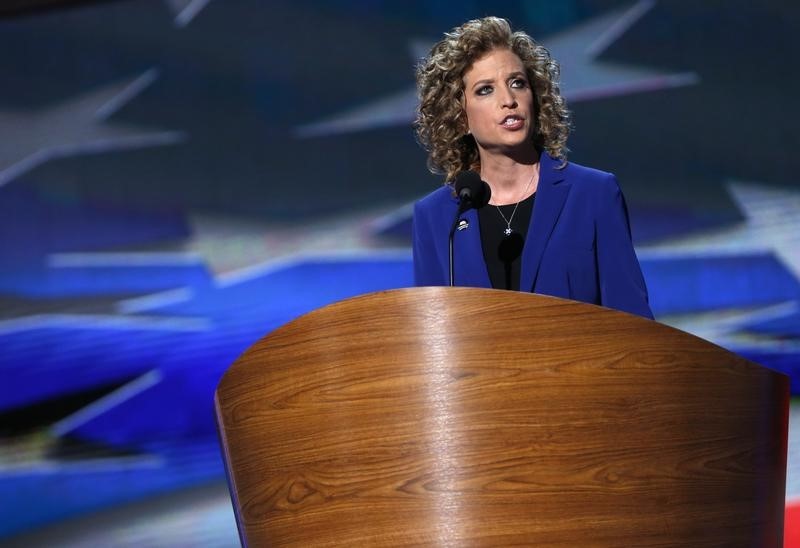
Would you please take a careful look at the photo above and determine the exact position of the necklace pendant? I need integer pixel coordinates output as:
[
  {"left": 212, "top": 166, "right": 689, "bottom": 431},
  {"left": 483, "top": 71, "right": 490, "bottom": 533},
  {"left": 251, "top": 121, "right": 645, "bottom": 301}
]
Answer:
[{"left": 504, "top": 227, "right": 513, "bottom": 236}]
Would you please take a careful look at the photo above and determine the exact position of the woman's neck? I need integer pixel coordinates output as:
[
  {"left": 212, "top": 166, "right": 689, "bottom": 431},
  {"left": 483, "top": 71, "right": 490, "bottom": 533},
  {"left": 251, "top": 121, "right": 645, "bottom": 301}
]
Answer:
[{"left": 479, "top": 149, "right": 540, "bottom": 206}]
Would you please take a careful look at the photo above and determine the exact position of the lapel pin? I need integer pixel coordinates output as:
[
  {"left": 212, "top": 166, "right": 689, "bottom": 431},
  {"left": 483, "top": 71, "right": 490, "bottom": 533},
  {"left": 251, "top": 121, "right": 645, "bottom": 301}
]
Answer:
[{"left": 457, "top": 219, "right": 469, "bottom": 231}]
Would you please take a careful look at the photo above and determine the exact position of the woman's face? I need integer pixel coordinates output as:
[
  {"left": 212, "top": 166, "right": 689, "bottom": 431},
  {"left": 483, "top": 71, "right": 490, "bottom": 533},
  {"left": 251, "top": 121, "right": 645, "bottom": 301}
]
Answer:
[{"left": 462, "top": 48, "right": 535, "bottom": 157}]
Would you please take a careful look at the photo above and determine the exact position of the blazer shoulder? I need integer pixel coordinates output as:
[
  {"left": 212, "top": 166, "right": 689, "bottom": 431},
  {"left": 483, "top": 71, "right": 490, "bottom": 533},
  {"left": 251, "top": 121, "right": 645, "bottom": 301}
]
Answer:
[
  {"left": 562, "top": 160, "right": 615, "bottom": 183},
  {"left": 561, "top": 161, "right": 620, "bottom": 197},
  {"left": 414, "top": 184, "right": 457, "bottom": 214}
]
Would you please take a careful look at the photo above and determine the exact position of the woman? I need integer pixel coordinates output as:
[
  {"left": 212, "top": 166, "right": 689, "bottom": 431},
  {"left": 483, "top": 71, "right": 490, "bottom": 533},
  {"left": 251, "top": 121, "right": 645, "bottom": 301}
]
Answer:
[{"left": 412, "top": 16, "right": 653, "bottom": 319}]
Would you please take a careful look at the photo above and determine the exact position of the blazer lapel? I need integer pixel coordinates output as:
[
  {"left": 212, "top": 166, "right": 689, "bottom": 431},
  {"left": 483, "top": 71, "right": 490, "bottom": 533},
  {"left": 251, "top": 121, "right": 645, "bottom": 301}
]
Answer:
[
  {"left": 520, "top": 153, "right": 570, "bottom": 292},
  {"left": 454, "top": 207, "right": 491, "bottom": 288}
]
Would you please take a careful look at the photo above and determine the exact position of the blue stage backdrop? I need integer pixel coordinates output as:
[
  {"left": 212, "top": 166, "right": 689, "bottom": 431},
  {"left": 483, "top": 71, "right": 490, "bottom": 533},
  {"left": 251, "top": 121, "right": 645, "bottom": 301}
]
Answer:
[{"left": 1, "top": 0, "right": 799, "bottom": 544}]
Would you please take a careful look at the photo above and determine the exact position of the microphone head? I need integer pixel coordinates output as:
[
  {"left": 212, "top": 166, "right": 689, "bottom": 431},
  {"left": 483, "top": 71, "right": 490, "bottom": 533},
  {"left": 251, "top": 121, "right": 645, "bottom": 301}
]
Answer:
[{"left": 454, "top": 170, "right": 491, "bottom": 210}]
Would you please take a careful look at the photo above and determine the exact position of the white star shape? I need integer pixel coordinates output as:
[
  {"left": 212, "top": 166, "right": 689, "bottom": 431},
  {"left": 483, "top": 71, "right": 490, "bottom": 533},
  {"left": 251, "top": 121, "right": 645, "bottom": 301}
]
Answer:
[
  {"left": 639, "top": 181, "right": 800, "bottom": 279},
  {"left": 638, "top": 181, "right": 800, "bottom": 350},
  {"left": 0, "top": 202, "right": 411, "bottom": 329},
  {"left": 181, "top": 205, "right": 408, "bottom": 275},
  {"left": 294, "top": 0, "right": 698, "bottom": 138},
  {"left": 163, "top": 0, "right": 214, "bottom": 27},
  {"left": 0, "top": 69, "right": 186, "bottom": 187},
  {"left": 655, "top": 301, "right": 800, "bottom": 352}
]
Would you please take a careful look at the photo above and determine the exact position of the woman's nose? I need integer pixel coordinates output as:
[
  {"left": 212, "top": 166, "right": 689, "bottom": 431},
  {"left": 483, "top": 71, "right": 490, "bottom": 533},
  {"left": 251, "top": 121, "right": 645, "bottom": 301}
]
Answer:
[{"left": 499, "top": 87, "right": 517, "bottom": 107}]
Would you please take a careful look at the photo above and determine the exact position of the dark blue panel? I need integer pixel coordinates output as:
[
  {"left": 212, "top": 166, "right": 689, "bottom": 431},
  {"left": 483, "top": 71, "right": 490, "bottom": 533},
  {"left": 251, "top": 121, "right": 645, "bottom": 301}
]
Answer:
[
  {"left": 0, "top": 263, "right": 212, "bottom": 297},
  {"left": 0, "top": 439, "right": 223, "bottom": 538},
  {"left": 0, "top": 186, "right": 190, "bottom": 262},
  {"left": 642, "top": 254, "right": 800, "bottom": 316}
]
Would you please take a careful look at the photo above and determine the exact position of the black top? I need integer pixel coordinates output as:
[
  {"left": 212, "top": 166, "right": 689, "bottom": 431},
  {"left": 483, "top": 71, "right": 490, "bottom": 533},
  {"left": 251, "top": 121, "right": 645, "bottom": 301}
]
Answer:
[{"left": 478, "top": 193, "right": 535, "bottom": 291}]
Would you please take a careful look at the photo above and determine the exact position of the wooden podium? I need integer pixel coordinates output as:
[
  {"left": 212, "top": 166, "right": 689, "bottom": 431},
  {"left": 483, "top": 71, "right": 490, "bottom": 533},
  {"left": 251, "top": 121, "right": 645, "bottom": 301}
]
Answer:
[{"left": 215, "top": 288, "right": 789, "bottom": 547}]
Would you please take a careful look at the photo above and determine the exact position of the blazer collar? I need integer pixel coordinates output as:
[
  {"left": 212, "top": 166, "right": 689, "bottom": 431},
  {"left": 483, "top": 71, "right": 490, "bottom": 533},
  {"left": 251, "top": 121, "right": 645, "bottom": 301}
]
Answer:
[
  {"left": 520, "top": 152, "right": 570, "bottom": 292},
  {"left": 451, "top": 151, "right": 570, "bottom": 290}
]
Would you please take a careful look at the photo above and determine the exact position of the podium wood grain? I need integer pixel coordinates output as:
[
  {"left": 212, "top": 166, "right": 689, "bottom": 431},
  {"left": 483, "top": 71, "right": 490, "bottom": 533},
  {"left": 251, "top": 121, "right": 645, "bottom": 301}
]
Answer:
[{"left": 215, "top": 287, "right": 788, "bottom": 547}]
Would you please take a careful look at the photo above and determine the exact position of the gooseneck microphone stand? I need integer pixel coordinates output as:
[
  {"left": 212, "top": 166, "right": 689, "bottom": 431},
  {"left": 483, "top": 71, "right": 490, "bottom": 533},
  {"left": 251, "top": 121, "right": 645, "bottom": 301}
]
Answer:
[
  {"left": 447, "top": 205, "right": 467, "bottom": 287},
  {"left": 448, "top": 171, "right": 491, "bottom": 287}
]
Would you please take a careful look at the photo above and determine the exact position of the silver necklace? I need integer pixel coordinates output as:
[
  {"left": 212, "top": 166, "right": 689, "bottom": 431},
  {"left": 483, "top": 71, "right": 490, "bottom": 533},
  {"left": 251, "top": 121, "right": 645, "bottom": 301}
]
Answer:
[{"left": 494, "top": 167, "right": 537, "bottom": 236}]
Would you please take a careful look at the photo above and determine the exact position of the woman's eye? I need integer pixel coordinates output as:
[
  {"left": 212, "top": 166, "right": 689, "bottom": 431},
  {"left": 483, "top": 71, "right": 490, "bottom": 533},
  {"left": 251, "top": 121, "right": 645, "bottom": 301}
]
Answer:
[
  {"left": 510, "top": 78, "right": 527, "bottom": 88},
  {"left": 476, "top": 85, "right": 493, "bottom": 96}
]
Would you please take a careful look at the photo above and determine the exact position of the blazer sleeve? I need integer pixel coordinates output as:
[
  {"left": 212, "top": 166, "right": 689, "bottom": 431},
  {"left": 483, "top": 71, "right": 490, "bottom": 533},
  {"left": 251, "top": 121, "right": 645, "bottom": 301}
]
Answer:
[
  {"left": 412, "top": 200, "right": 446, "bottom": 286},
  {"left": 596, "top": 175, "right": 654, "bottom": 319}
]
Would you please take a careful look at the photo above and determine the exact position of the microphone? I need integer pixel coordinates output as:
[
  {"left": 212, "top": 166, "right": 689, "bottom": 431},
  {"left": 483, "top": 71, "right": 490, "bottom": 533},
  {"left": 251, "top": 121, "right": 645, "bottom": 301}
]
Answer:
[
  {"left": 454, "top": 170, "right": 491, "bottom": 212},
  {"left": 449, "top": 171, "right": 491, "bottom": 286}
]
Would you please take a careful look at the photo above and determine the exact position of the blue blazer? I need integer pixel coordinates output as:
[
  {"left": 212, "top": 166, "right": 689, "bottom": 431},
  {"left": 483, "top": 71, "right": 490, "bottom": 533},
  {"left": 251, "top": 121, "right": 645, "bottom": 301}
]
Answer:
[{"left": 412, "top": 152, "right": 653, "bottom": 319}]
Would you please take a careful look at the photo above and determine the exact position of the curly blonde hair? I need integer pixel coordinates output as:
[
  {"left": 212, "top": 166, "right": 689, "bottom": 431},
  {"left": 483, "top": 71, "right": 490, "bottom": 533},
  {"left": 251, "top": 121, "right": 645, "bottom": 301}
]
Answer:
[{"left": 415, "top": 16, "right": 570, "bottom": 182}]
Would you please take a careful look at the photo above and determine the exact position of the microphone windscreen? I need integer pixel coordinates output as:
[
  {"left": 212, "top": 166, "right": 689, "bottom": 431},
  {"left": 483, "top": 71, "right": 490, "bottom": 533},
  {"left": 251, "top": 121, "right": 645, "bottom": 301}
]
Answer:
[{"left": 454, "top": 170, "right": 491, "bottom": 209}]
